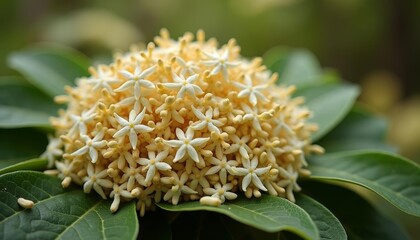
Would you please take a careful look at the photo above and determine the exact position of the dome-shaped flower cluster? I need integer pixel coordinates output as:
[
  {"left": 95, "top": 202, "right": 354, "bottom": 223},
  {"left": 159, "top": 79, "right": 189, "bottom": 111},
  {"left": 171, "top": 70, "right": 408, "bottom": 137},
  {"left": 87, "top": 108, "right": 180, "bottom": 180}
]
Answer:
[{"left": 45, "top": 29, "right": 323, "bottom": 215}]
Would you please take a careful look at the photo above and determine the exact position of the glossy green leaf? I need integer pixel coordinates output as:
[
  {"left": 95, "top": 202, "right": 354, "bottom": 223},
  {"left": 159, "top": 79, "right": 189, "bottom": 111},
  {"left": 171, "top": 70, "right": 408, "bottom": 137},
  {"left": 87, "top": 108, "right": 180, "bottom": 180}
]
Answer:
[
  {"left": 8, "top": 44, "right": 90, "bottom": 96},
  {"left": 0, "top": 78, "right": 58, "bottom": 128},
  {"left": 0, "top": 158, "right": 47, "bottom": 175},
  {"left": 308, "top": 151, "right": 420, "bottom": 217},
  {"left": 318, "top": 107, "right": 395, "bottom": 152},
  {"left": 319, "top": 140, "right": 395, "bottom": 153},
  {"left": 0, "top": 171, "right": 139, "bottom": 240},
  {"left": 279, "top": 50, "right": 322, "bottom": 87},
  {"left": 298, "top": 83, "right": 360, "bottom": 142},
  {"left": 0, "top": 128, "right": 47, "bottom": 168},
  {"left": 263, "top": 47, "right": 291, "bottom": 74},
  {"left": 264, "top": 48, "right": 322, "bottom": 88},
  {"left": 321, "top": 107, "right": 388, "bottom": 141},
  {"left": 302, "top": 181, "right": 410, "bottom": 240},
  {"left": 156, "top": 195, "right": 319, "bottom": 239},
  {"left": 295, "top": 194, "right": 346, "bottom": 240}
]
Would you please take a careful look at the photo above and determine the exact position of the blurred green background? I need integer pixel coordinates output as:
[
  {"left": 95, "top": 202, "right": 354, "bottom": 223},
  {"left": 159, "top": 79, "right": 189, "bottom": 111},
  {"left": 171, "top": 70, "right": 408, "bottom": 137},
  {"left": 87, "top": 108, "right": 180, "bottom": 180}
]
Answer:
[{"left": 1, "top": 0, "right": 419, "bottom": 238}]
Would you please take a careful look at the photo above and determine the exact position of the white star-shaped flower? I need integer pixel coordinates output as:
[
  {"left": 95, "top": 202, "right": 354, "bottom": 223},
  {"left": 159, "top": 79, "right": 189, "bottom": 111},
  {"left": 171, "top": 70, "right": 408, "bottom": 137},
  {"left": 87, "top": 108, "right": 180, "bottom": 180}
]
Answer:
[
  {"left": 277, "top": 164, "right": 301, "bottom": 202},
  {"left": 201, "top": 50, "right": 239, "bottom": 79},
  {"left": 205, "top": 155, "right": 238, "bottom": 184},
  {"left": 138, "top": 150, "right": 171, "bottom": 185},
  {"left": 272, "top": 111, "right": 295, "bottom": 136},
  {"left": 176, "top": 56, "right": 200, "bottom": 75},
  {"left": 71, "top": 131, "right": 107, "bottom": 163},
  {"left": 162, "top": 172, "right": 197, "bottom": 205},
  {"left": 90, "top": 67, "right": 119, "bottom": 92},
  {"left": 190, "top": 106, "right": 224, "bottom": 134},
  {"left": 283, "top": 136, "right": 308, "bottom": 166},
  {"left": 161, "top": 73, "right": 203, "bottom": 99},
  {"left": 224, "top": 135, "right": 251, "bottom": 160},
  {"left": 189, "top": 167, "right": 210, "bottom": 190},
  {"left": 118, "top": 94, "right": 152, "bottom": 114},
  {"left": 55, "top": 160, "right": 82, "bottom": 187},
  {"left": 233, "top": 75, "right": 268, "bottom": 106},
  {"left": 241, "top": 103, "right": 263, "bottom": 132},
  {"left": 110, "top": 183, "right": 133, "bottom": 212},
  {"left": 68, "top": 109, "right": 96, "bottom": 136},
  {"left": 203, "top": 182, "right": 237, "bottom": 203},
  {"left": 115, "top": 64, "right": 156, "bottom": 99},
  {"left": 231, "top": 155, "right": 271, "bottom": 192},
  {"left": 120, "top": 164, "right": 146, "bottom": 191},
  {"left": 83, "top": 163, "right": 113, "bottom": 199},
  {"left": 42, "top": 136, "right": 63, "bottom": 168},
  {"left": 163, "top": 128, "right": 209, "bottom": 163},
  {"left": 155, "top": 96, "right": 184, "bottom": 124},
  {"left": 113, "top": 108, "right": 154, "bottom": 149}
]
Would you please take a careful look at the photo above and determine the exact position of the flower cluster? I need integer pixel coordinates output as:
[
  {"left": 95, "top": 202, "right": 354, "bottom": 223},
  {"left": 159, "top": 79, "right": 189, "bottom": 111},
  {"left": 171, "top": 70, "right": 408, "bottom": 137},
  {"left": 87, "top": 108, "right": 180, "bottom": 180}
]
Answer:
[{"left": 44, "top": 29, "right": 323, "bottom": 215}]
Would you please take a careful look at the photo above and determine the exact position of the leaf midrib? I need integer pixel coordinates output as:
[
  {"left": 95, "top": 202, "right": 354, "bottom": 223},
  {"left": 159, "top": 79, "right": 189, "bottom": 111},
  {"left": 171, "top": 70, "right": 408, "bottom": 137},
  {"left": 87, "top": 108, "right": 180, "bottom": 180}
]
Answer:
[{"left": 54, "top": 201, "right": 103, "bottom": 239}]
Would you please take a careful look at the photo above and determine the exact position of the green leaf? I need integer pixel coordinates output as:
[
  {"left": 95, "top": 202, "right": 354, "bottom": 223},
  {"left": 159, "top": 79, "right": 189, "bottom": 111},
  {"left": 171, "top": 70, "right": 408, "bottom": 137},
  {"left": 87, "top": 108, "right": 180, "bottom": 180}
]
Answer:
[
  {"left": 8, "top": 44, "right": 90, "bottom": 97},
  {"left": 264, "top": 48, "right": 322, "bottom": 88},
  {"left": 279, "top": 50, "right": 322, "bottom": 87},
  {"left": 321, "top": 107, "right": 388, "bottom": 141},
  {"left": 0, "top": 77, "right": 59, "bottom": 128},
  {"left": 308, "top": 151, "right": 420, "bottom": 217},
  {"left": 295, "top": 194, "right": 346, "bottom": 240},
  {"left": 156, "top": 195, "right": 319, "bottom": 239},
  {"left": 318, "top": 107, "right": 395, "bottom": 152},
  {"left": 0, "top": 128, "right": 47, "bottom": 168},
  {"left": 302, "top": 181, "right": 410, "bottom": 240},
  {"left": 298, "top": 83, "right": 360, "bottom": 142},
  {"left": 263, "top": 47, "right": 291, "bottom": 74},
  {"left": 0, "top": 171, "right": 139, "bottom": 240},
  {"left": 0, "top": 158, "right": 47, "bottom": 175}
]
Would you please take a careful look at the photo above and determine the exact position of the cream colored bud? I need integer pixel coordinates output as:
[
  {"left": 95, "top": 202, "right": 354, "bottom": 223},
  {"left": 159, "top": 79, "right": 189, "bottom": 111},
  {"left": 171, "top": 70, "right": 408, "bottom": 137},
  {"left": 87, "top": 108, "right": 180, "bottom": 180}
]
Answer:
[
  {"left": 269, "top": 168, "right": 279, "bottom": 176},
  {"left": 18, "top": 198, "right": 34, "bottom": 209},
  {"left": 223, "top": 126, "right": 236, "bottom": 134},
  {"left": 200, "top": 196, "right": 221, "bottom": 207},
  {"left": 54, "top": 95, "right": 69, "bottom": 104},
  {"left": 131, "top": 188, "right": 142, "bottom": 197},
  {"left": 61, "top": 177, "right": 71, "bottom": 188},
  {"left": 43, "top": 169, "right": 59, "bottom": 176}
]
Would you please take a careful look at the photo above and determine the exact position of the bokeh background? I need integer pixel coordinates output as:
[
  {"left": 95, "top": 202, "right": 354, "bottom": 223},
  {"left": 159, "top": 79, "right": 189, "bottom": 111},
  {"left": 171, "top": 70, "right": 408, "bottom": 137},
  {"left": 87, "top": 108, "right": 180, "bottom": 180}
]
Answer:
[{"left": 1, "top": 0, "right": 419, "bottom": 238}]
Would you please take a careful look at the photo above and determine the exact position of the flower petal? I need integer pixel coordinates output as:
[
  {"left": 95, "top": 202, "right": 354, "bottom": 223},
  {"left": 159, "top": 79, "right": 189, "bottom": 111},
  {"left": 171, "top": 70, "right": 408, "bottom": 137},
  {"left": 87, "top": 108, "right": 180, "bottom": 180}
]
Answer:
[
  {"left": 89, "top": 147, "right": 98, "bottom": 163},
  {"left": 140, "top": 79, "right": 155, "bottom": 89},
  {"left": 252, "top": 173, "right": 267, "bottom": 191},
  {"left": 113, "top": 126, "right": 129, "bottom": 138},
  {"left": 174, "top": 144, "right": 187, "bottom": 162},
  {"left": 129, "top": 129, "right": 138, "bottom": 149},
  {"left": 115, "top": 81, "right": 133, "bottom": 92},
  {"left": 156, "top": 162, "right": 172, "bottom": 171},
  {"left": 72, "top": 146, "right": 88, "bottom": 156},
  {"left": 163, "top": 139, "right": 183, "bottom": 147},
  {"left": 187, "top": 145, "right": 199, "bottom": 163},
  {"left": 242, "top": 174, "right": 252, "bottom": 191},
  {"left": 145, "top": 165, "right": 156, "bottom": 184},
  {"left": 134, "top": 124, "right": 154, "bottom": 133},
  {"left": 192, "top": 106, "right": 205, "bottom": 119},
  {"left": 190, "top": 137, "right": 209, "bottom": 146}
]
